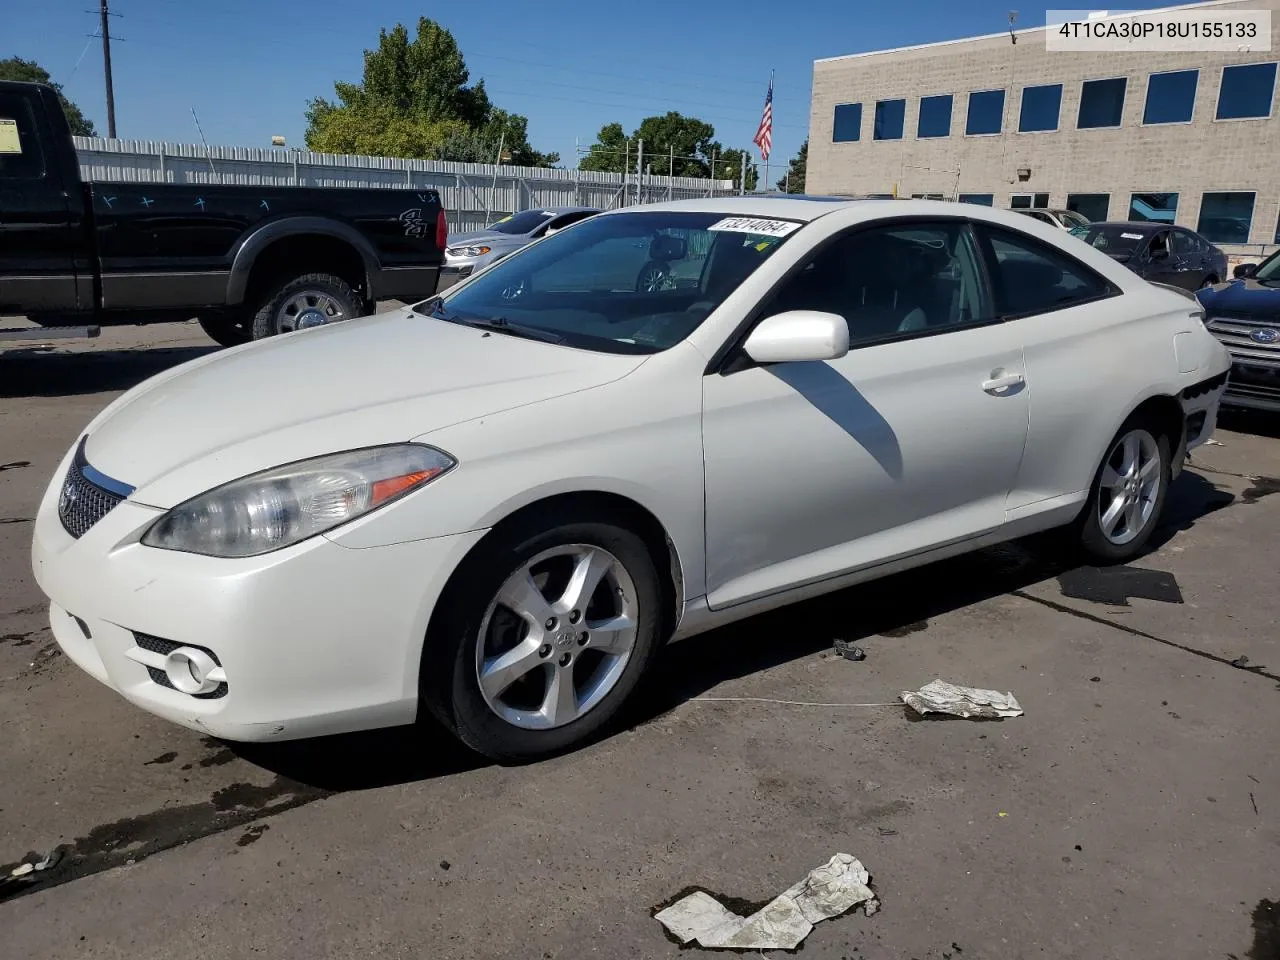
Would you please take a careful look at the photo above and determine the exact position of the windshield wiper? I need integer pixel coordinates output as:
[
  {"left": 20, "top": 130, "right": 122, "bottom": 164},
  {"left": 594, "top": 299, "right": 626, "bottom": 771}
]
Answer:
[{"left": 446, "top": 313, "right": 564, "bottom": 344}]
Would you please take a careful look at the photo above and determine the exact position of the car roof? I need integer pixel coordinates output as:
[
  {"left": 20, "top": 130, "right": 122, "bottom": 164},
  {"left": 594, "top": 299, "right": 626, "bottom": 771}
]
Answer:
[
  {"left": 541, "top": 206, "right": 600, "bottom": 215},
  {"left": 597, "top": 195, "right": 905, "bottom": 223}
]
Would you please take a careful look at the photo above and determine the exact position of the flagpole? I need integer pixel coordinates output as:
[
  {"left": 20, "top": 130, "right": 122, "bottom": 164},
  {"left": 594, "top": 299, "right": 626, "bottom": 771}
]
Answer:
[{"left": 762, "top": 70, "right": 773, "bottom": 193}]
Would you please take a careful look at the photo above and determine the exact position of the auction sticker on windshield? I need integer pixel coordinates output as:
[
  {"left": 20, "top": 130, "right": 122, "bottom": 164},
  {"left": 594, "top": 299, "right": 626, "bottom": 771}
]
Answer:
[
  {"left": 1121, "top": 232, "right": 1144, "bottom": 240},
  {"left": 708, "top": 217, "right": 802, "bottom": 237}
]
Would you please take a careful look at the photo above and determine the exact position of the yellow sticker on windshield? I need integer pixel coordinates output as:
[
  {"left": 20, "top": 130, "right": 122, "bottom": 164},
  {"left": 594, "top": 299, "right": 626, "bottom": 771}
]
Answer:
[
  {"left": 754, "top": 240, "right": 772, "bottom": 251},
  {"left": 0, "top": 119, "right": 22, "bottom": 154}
]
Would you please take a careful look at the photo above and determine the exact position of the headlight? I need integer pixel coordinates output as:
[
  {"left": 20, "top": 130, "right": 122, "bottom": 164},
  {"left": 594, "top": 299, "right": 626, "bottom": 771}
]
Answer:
[
  {"left": 141, "top": 444, "right": 455, "bottom": 558},
  {"left": 446, "top": 245, "right": 491, "bottom": 258}
]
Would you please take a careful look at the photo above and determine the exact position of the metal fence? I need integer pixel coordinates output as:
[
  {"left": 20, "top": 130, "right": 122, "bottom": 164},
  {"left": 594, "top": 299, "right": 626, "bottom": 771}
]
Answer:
[{"left": 73, "top": 137, "right": 738, "bottom": 234}]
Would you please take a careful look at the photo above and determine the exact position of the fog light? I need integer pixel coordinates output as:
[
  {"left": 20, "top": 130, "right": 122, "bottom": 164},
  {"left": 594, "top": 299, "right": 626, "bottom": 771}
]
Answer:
[{"left": 164, "top": 647, "right": 221, "bottom": 695}]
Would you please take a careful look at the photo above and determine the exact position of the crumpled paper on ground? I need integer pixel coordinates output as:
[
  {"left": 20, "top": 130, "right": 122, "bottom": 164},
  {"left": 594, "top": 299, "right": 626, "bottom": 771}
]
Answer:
[
  {"left": 654, "top": 853, "right": 878, "bottom": 950},
  {"left": 901, "top": 678, "right": 1023, "bottom": 719}
]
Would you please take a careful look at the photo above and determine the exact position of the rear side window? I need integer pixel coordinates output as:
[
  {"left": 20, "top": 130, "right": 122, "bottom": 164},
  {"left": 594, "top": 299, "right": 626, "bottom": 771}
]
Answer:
[
  {"left": 0, "top": 94, "right": 46, "bottom": 180},
  {"left": 976, "top": 224, "right": 1113, "bottom": 317}
]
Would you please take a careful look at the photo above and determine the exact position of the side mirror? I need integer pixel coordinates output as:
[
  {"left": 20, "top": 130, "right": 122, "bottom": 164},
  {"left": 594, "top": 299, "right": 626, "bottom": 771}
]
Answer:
[
  {"left": 742, "top": 311, "right": 850, "bottom": 364},
  {"left": 1234, "top": 262, "right": 1257, "bottom": 279}
]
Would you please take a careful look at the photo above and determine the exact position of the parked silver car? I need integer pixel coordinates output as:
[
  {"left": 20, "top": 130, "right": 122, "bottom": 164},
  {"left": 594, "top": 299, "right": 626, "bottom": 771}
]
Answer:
[
  {"left": 1014, "top": 208, "right": 1091, "bottom": 230},
  {"left": 437, "top": 206, "right": 600, "bottom": 292}
]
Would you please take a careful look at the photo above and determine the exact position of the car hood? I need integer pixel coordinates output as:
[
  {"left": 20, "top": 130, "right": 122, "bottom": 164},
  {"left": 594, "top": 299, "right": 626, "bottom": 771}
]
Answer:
[
  {"left": 82, "top": 310, "right": 645, "bottom": 507},
  {"left": 1197, "top": 277, "right": 1280, "bottom": 317},
  {"left": 447, "top": 231, "right": 527, "bottom": 249}
]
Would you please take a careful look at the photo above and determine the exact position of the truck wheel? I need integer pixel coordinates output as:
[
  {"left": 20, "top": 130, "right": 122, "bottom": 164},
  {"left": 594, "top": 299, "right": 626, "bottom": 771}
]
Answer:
[
  {"left": 198, "top": 314, "right": 252, "bottom": 347},
  {"left": 250, "top": 272, "right": 363, "bottom": 340}
]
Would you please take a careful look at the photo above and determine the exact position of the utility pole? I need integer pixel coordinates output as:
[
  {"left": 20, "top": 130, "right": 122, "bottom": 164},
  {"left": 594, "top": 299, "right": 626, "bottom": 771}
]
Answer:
[
  {"left": 636, "top": 139, "right": 643, "bottom": 207},
  {"left": 100, "top": 0, "right": 117, "bottom": 138},
  {"left": 739, "top": 152, "right": 746, "bottom": 195}
]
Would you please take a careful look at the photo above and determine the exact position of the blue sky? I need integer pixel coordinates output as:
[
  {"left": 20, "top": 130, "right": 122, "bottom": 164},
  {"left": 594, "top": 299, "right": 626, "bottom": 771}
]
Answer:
[{"left": 9, "top": 0, "right": 1182, "bottom": 172}]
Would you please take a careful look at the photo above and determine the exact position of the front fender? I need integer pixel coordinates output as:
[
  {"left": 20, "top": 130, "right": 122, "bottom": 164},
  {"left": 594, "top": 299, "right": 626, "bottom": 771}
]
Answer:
[{"left": 226, "top": 216, "right": 380, "bottom": 304}]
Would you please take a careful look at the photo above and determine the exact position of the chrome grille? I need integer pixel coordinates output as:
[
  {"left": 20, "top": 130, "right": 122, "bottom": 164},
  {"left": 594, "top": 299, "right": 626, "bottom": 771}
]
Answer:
[
  {"left": 58, "top": 442, "right": 129, "bottom": 539},
  {"left": 1205, "top": 315, "right": 1280, "bottom": 362}
]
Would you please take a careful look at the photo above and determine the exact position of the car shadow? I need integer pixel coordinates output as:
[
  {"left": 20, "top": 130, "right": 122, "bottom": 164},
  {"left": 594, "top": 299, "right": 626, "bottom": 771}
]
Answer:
[
  {"left": 1217, "top": 407, "right": 1280, "bottom": 440},
  {"left": 0, "top": 345, "right": 218, "bottom": 398},
  {"left": 625, "top": 467, "right": 1233, "bottom": 726},
  {"left": 227, "top": 470, "right": 1231, "bottom": 790}
]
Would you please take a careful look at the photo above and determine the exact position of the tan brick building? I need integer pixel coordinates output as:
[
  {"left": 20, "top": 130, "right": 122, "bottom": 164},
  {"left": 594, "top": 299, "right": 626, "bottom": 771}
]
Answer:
[{"left": 806, "top": 0, "right": 1280, "bottom": 254}]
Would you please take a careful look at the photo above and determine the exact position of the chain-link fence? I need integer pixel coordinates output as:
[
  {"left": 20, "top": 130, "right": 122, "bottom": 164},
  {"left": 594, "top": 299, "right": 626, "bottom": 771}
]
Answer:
[{"left": 72, "top": 137, "right": 739, "bottom": 234}]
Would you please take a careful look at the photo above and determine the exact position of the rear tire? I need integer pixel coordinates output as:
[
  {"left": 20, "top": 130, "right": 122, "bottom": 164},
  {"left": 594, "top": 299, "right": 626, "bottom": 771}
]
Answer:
[
  {"left": 197, "top": 313, "right": 252, "bottom": 347},
  {"left": 250, "top": 272, "right": 363, "bottom": 340},
  {"left": 421, "top": 514, "right": 663, "bottom": 762},
  {"left": 1076, "top": 415, "right": 1171, "bottom": 564}
]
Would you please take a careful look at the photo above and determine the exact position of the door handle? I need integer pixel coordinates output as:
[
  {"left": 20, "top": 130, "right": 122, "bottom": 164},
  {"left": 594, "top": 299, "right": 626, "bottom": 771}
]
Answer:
[{"left": 982, "top": 372, "right": 1024, "bottom": 393}]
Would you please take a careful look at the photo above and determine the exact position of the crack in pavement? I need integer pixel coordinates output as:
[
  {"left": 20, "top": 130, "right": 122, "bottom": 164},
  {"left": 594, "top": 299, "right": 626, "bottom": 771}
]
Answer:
[{"left": 1012, "top": 590, "right": 1280, "bottom": 683}]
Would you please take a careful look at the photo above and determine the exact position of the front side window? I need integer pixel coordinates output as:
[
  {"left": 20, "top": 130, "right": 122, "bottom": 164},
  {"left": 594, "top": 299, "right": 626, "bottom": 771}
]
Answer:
[
  {"left": 1129, "top": 192, "right": 1178, "bottom": 223},
  {"left": 1019, "top": 84, "right": 1063, "bottom": 132},
  {"left": 1144, "top": 70, "right": 1198, "bottom": 124},
  {"left": 486, "top": 210, "right": 555, "bottom": 235},
  {"left": 1216, "top": 63, "right": 1277, "bottom": 120},
  {"left": 833, "top": 102, "right": 862, "bottom": 142},
  {"left": 874, "top": 99, "right": 906, "bottom": 140},
  {"left": 426, "top": 211, "right": 796, "bottom": 354},
  {"left": 966, "top": 89, "right": 1005, "bottom": 135},
  {"left": 1197, "top": 192, "right": 1255, "bottom": 244},
  {"left": 1078, "top": 77, "right": 1127, "bottom": 128},
  {"left": 0, "top": 94, "right": 46, "bottom": 180},
  {"left": 917, "top": 95, "right": 953, "bottom": 138},
  {"left": 1067, "top": 193, "right": 1109, "bottom": 222},
  {"left": 976, "top": 225, "right": 1112, "bottom": 316},
  {"left": 762, "top": 221, "right": 994, "bottom": 346}
]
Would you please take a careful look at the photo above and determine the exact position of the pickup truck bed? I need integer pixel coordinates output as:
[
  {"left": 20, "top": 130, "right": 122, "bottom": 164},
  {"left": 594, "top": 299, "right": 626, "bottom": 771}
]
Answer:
[{"left": 1, "top": 81, "right": 447, "bottom": 346}]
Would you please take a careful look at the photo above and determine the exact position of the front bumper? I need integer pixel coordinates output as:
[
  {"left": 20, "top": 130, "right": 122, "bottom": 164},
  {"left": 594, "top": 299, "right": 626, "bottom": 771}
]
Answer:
[
  {"left": 31, "top": 474, "right": 484, "bottom": 742},
  {"left": 435, "top": 263, "right": 474, "bottom": 294}
]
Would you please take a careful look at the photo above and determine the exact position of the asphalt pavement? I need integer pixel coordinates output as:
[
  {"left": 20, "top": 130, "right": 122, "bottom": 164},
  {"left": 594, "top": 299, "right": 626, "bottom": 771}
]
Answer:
[{"left": 1, "top": 318, "right": 1278, "bottom": 960}]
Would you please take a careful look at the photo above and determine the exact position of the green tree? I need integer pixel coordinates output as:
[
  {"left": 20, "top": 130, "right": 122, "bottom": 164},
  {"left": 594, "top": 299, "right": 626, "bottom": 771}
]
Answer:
[
  {"left": 305, "top": 18, "right": 556, "bottom": 165},
  {"left": 775, "top": 139, "right": 807, "bottom": 193},
  {"left": 578, "top": 111, "right": 756, "bottom": 188},
  {"left": 0, "top": 57, "right": 96, "bottom": 136}
]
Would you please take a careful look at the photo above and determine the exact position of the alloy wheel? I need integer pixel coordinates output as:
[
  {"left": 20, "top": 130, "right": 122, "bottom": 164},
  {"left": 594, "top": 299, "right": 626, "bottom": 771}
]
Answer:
[
  {"left": 475, "top": 544, "right": 638, "bottom": 730},
  {"left": 1096, "top": 428, "right": 1162, "bottom": 546},
  {"left": 276, "top": 290, "right": 349, "bottom": 332}
]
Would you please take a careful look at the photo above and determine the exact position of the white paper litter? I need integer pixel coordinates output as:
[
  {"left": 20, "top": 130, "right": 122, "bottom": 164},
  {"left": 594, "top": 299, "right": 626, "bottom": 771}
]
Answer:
[
  {"left": 655, "top": 853, "right": 877, "bottom": 950},
  {"left": 901, "top": 679, "right": 1023, "bottom": 719}
]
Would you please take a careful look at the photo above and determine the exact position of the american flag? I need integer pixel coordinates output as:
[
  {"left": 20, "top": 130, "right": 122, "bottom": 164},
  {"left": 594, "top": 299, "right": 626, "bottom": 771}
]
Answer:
[{"left": 753, "top": 74, "right": 773, "bottom": 162}]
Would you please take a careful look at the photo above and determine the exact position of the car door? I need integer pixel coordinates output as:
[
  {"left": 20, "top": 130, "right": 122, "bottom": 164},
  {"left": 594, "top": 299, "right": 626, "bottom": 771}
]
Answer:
[
  {"left": 1138, "top": 230, "right": 1181, "bottom": 287},
  {"left": 1168, "top": 229, "right": 1203, "bottom": 290},
  {"left": 0, "top": 89, "right": 81, "bottom": 313},
  {"left": 970, "top": 222, "right": 1133, "bottom": 517},
  {"left": 700, "top": 219, "right": 1030, "bottom": 610}
]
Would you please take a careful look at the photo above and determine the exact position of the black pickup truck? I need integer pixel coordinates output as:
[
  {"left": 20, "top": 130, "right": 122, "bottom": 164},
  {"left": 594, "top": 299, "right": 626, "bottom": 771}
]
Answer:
[{"left": 0, "top": 81, "right": 446, "bottom": 346}]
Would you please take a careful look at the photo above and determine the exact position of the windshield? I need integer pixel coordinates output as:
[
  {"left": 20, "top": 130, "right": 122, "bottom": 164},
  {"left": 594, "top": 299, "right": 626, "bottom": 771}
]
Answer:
[
  {"left": 1075, "top": 225, "right": 1147, "bottom": 256},
  {"left": 1253, "top": 249, "right": 1280, "bottom": 282},
  {"left": 419, "top": 210, "right": 799, "bottom": 354},
  {"left": 1059, "top": 210, "right": 1090, "bottom": 229},
  {"left": 486, "top": 210, "right": 556, "bottom": 235}
]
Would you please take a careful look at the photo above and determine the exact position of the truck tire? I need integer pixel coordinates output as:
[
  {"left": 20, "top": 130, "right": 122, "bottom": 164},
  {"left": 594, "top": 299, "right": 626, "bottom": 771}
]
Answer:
[
  {"left": 250, "top": 272, "right": 364, "bottom": 340},
  {"left": 198, "top": 314, "right": 252, "bottom": 347}
]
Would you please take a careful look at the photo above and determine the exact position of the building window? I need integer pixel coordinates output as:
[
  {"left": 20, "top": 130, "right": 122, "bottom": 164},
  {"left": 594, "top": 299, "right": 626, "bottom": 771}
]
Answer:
[
  {"left": 909, "top": 193, "right": 947, "bottom": 199},
  {"left": 873, "top": 98, "right": 906, "bottom": 140},
  {"left": 917, "top": 94, "right": 953, "bottom": 138},
  {"left": 966, "top": 89, "right": 1005, "bottom": 134},
  {"left": 1077, "top": 77, "right": 1127, "bottom": 128},
  {"left": 1275, "top": 208, "right": 1280, "bottom": 244},
  {"left": 958, "top": 194, "right": 994, "bottom": 205},
  {"left": 833, "top": 103, "right": 862, "bottom": 142},
  {"left": 1216, "top": 63, "right": 1278, "bottom": 120},
  {"left": 1128, "top": 192, "right": 1178, "bottom": 223},
  {"left": 1067, "top": 193, "right": 1110, "bottom": 222},
  {"left": 1198, "top": 192, "right": 1255, "bottom": 244},
  {"left": 1019, "top": 84, "right": 1062, "bottom": 132},
  {"left": 1143, "top": 70, "right": 1198, "bottom": 124},
  {"left": 1010, "top": 193, "right": 1049, "bottom": 209}
]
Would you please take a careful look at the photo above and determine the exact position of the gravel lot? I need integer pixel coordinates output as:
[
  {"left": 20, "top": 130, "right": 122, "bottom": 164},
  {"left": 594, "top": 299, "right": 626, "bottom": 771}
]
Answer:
[{"left": 2, "top": 317, "right": 1278, "bottom": 960}]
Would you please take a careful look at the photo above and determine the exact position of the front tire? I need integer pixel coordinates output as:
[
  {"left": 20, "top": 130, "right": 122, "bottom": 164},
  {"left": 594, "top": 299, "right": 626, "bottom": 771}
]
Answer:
[
  {"left": 422, "top": 516, "right": 663, "bottom": 762},
  {"left": 250, "top": 272, "right": 363, "bottom": 340},
  {"left": 1078, "top": 417, "right": 1171, "bottom": 563}
]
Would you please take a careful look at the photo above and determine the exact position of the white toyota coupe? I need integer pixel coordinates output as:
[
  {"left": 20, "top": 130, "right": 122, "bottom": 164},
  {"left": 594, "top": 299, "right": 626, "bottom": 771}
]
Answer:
[{"left": 32, "top": 198, "right": 1230, "bottom": 760}]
